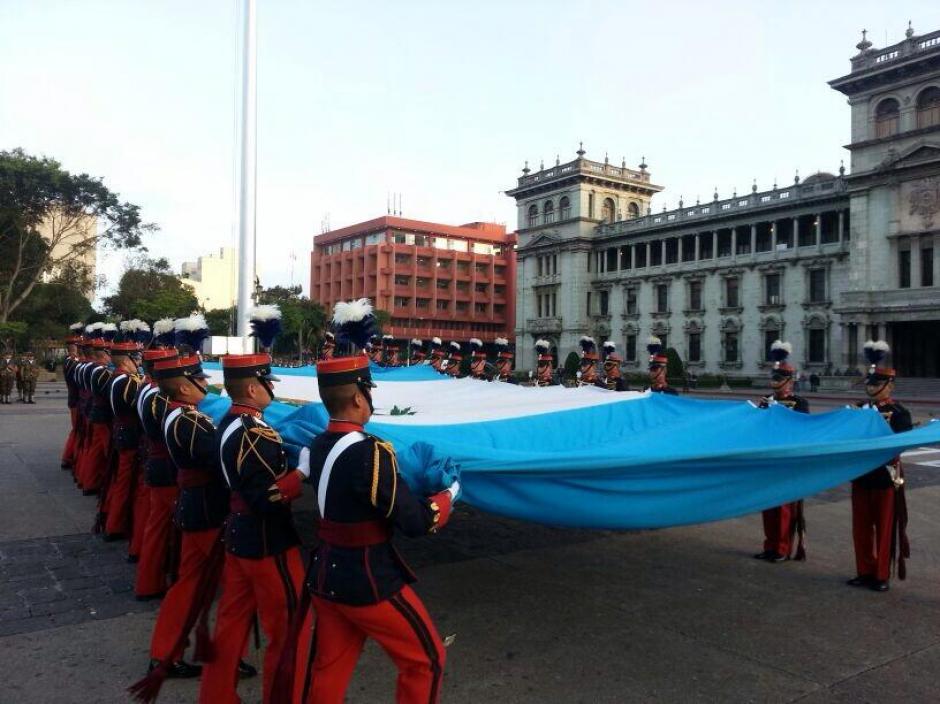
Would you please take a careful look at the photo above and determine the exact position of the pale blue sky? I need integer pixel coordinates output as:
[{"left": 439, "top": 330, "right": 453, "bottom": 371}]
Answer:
[{"left": 3, "top": 1, "right": 939, "bottom": 302}]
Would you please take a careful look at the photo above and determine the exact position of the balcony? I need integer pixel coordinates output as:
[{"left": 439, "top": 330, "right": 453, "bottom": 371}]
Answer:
[
  {"left": 526, "top": 317, "right": 562, "bottom": 333},
  {"left": 837, "top": 287, "right": 940, "bottom": 316}
]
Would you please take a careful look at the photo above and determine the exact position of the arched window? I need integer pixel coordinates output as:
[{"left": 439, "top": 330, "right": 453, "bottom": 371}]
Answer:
[
  {"left": 874, "top": 98, "right": 900, "bottom": 138},
  {"left": 543, "top": 200, "right": 555, "bottom": 225},
  {"left": 627, "top": 202, "right": 640, "bottom": 219},
  {"left": 916, "top": 86, "right": 940, "bottom": 129},
  {"left": 602, "top": 198, "right": 616, "bottom": 224},
  {"left": 528, "top": 204, "right": 539, "bottom": 228},
  {"left": 559, "top": 196, "right": 571, "bottom": 220}
]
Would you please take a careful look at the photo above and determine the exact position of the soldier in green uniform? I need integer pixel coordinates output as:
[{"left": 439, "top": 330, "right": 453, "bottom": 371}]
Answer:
[
  {"left": 0, "top": 352, "right": 16, "bottom": 404},
  {"left": 19, "top": 351, "right": 40, "bottom": 404}
]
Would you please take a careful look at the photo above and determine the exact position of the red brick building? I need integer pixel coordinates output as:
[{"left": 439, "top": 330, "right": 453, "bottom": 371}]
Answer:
[{"left": 310, "top": 216, "right": 517, "bottom": 343}]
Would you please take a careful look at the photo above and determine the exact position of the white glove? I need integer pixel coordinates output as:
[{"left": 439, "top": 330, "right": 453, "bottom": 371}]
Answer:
[
  {"left": 296, "top": 446, "right": 311, "bottom": 478},
  {"left": 446, "top": 481, "right": 461, "bottom": 500}
]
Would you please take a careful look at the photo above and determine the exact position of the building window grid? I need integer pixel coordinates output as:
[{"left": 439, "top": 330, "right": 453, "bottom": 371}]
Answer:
[
  {"left": 688, "top": 332, "right": 702, "bottom": 362},
  {"left": 725, "top": 277, "right": 740, "bottom": 308}
]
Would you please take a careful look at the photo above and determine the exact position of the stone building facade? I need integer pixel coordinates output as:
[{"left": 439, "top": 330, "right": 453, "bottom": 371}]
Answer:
[{"left": 508, "top": 27, "right": 940, "bottom": 377}]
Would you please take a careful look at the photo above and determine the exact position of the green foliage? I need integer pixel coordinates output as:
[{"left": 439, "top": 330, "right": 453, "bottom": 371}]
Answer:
[
  {"left": 8, "top": 282, "right": 93, "bottom": 345},
  {"left": 205, "top": 307, "right": 235, "bottom": 336},
  {"left": 372, "top": 309, "right": 391, "bottom": 335},
  {"left": 0, "top": 322, "right": 28, "bottom": 351},
  {"left": 389, "top": 405, "right": 416, "bottom": 416},
  {"left": 665, "top": 347, "right": 684, "bottom": 379},
  {"left": 0, "top": 148, "right": 155, "bottom": 322},
  {"left": 257, "top": 286, "right": 327, "bottom": 357},
  {"left": 103, "top": 256, "right": 198, "bottom": 321},
  {"left": 563, "top": 351, "right": 580, "bottom": 379}
]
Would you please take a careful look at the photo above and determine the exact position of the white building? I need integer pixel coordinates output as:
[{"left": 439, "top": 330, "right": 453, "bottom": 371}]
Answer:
[
  {"left": 508, "top": 27, "right": 940, "bottom": 378},
  {"left": 179, "top": 247, "right": 238, "bottom": 310}
]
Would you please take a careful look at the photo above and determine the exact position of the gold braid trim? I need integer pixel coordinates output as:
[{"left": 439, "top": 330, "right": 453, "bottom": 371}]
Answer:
[
  {"left": 235, "top": 424, "right": 280, "bottom": 478},
  {"left": 372, "top": 440, "right": 399, "bottom": 518}
]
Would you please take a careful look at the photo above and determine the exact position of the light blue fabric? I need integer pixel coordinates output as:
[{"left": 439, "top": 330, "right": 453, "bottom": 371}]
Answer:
[
  {"left": 201, "top": 360, "right": 444, "bottom": 381},
  {"left": 198, "top": 392, "right": 940, "bottom": 530}
]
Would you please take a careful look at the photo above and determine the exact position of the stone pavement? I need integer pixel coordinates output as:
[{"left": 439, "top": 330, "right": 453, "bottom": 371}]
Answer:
[{"left": 1, "top": 396, "right": 939, "bottom": 703}]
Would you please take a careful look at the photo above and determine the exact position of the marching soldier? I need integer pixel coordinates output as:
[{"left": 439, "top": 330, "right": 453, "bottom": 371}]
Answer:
[
  {"left": 534, "top": 339, "right": 555, "bottom": 386},
  {"left": 429, "top": 337, "right": 446, "bottom": 373},
  {"left": 73, "top": 328, "right": 102, "bottom": 490},
  {"left": 445, "top": 341, "right": 463, "bottom": 377},
  {"left": 100, "top": 339, "right": 145, "bottom": 540},
  {"left": 129, "top": 354, "right": 255, "bottom": 702},
  {"left": 598, "top": 341, "right": 628, "bottom": 391},
  {"left": 61, "top": 326, "right": 85, "bottom": 470},
  {"left": 753, "top": 341, "right": 809, "bottom": 563},
  {"left": 80, "top": 331, "right": 117, "bottom": 494},
  {"left": 469, "top": 338, "right": 487, "bottom": 379},
  {"left": 410, "top": 338, "right": 427, "bottom": 364},
  {"left": 645, "top": 337, "right": 677, "bottom": 395},
  {"left": 383, "top": 335, "right": 401, "bottom": 367},
  {"left": 19, "top": 351, "right": 40, "bottom": 404},
  {"left": 199, "top": 306, "right": 307, "bottom": 704},
  {"left": 493, "top": 337, "right": 517, "bottom": 383},
  {"left": 367, "top": 335, "right": 383, "bottom": 365},
  {"left": 577, "top": 336, "right": 599, "bottom": 386},
  {"left": 0, "top": 351, "right": 16, "bottom": 404},
  {"left": 277, "top": 298, "right": 459, "bottom": 704},
  {"left": 318, "top": 331, "right": 336, "bottom": 361},
  {"left": 848, "top": 341, "right": 912, "bottom": 593}
]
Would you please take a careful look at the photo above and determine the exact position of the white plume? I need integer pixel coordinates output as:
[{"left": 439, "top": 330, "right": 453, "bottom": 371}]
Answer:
[
  {"left": 770, "top": 340, "right": 792, "bottom": 354},
  {"left": 603, "top": 341, "right": 616, "bottom": 350},
  {"left": 469, "top": 338, "right": 483, "bottom": 347},
  {"left": 332, "top": 298, "right": 373, "bottom": 325},
  {"left": 383, "top": 334, "right": 394, "bottom": 341},
  {"left": 411, "top": 338, "right": 423, "bottom": 346},
  {"left": 431, "top": 336, "right": 442, "bottom": 345},
  {"left": 69, "top": 322, "right": 85, "bottom": 332},
  {"left": 174, "top": 313, "right": 208, "bottom": 331},
  {"left": 495, "top": 337, "right": 509, "bottom": 346},
  {"left": 647, "top": 335, "right": 662, "bottom": 345},
  {"left": 579, "top": 335, "right": 594, "bottom": 344},
  {"left": 535, "top": 339, "right": 550, "bottom": 352},
  {"left": 100, "top": 323, "right": 117, "bottom": 333},
  {"left": 449, "top": 341, "right": 461, "bottom": 351},
  {"left": 872, "top": 340, "right": 890, "bottom": 353},
  {"left": 86, "top": 322, "right": 103, "bottom": 334},
  {"left": 248, "top": 304, "right": 282, "bottom": 321},
  {"left": 153, "top": 318, "right": 175, "bottom": 335}
]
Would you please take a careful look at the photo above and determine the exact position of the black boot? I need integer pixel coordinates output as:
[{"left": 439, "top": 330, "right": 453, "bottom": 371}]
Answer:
[
  {"left": 238, "top": 660, "right": 258, "bottom": 678},
  {"left": 846, "top": 575, "right": 873, "bottom": 587},
  {"left": 870, "top": 580, "right": 890, "bottom": 592},
  {"left": 753, "top": 550, "right": 773, "bottom": 560},
  {"left": 148, "top": 659, "right": 202, "bottom": 678}
]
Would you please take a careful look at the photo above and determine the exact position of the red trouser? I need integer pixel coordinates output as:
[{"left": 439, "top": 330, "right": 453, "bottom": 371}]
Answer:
[
  {"left": 78, "top": 422, "right": 111, "bottom": 492},
  {"left": 135, "top": 486, "right": 179, "bottom": 597},
  {"left": 129, "top": 476, "right": 150, "bottom": 559},
  {"left": 852, "top": 484, "right": 895, "bottom": 581},
  {"left": 150, "top": 528, "right": 221, "bottom": 661},
  {"left": 199, "top": 548, "right": 304, "bottom": 704},
  {"left": 62, "top": 407, "right": 79, "bottom": 467},
  {"left": 104, "top": 448, "right": 137, "bottom": 536},
  {"left": 299, "top": 585, "right": 446, "bottom": 704},
  {"left": 761, "top": 502, "right": 798, "bottom": 556},
  {"left": 73, "top": 416, "right": 89, "bottom": 487}
]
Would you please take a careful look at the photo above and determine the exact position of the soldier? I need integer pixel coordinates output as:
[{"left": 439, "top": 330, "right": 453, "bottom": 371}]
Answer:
[
  {"left": 0, "top": 350, "right": 16, "bottom": 404},
  {"left": 383, "top": 335, "right": 401, "bottom": 367},
  {"left": 14, "top": 352, "right": 24, "bottom": 403},
  {"left": 428, "top": 337, "right": 446, "bottom": 373},
  {"left": 645, "top": 337, "right": 677, "bottom": 395},
  {"left": 61, "top": 326, "right": 85, "bottom": 470},
  {"left": 493, "top": 337, "right": 517, "bottom": 383},
  {"left": 129, "top": 355, "right": 255, "bottom": 702},
  {"left": 445, "top": 341, "right": 463, "bottom": 377},
  {"left": 848, "top": 341, "right": 912, "bottom": 593},
  {"left": 534, "top": 339, "right": 555, "bottom": 386},
  {"left": 72, "top": 327, "right": 102, "bottom": 489},
  {"left": 753, "top": 341, "right": 809, "bottom": 563},
  {"left": 79, "top": 330, "right": 117, "bottom": 495},
  {"left": 100, "top": 339, "right": 145, "bottom": 540},
  {"left": 19, "top": 351, "right": 40, "bottom": 404},
  {"left": 409, "top": 338, "right": 427, "bottom": 364},
  {"left": 598, "top": 341, "right": 628, "bottom": 391},
  {"left": 199, "top": 306, "right": 307, "bottom": 704},
  {"left": 318, "top": 331, "right": 336, "bottom": 361},
  {"left": 367, "top": 335, "right": 383, "bottom": 365},
  {"left": 279, "top": 298, "right": 458, "bottom": 704},
  {"left": 468, "top": 338, "right": 487, "bottom": 379},
  {"left": 577, "top": 336, "right": 599, "bottom": 386}
]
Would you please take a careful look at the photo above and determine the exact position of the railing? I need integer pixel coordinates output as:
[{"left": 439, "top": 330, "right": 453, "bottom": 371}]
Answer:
[
  {"left": 515, "top": 157, "right": 651, "bottom": 189},
  {"left": 851, "top": 29, "right": 940, "bottom": 72}
]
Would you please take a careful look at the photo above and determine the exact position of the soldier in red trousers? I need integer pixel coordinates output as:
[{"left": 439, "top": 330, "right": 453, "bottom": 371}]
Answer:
[
  {"left": 61, "top": 326, "right": 85, "bottom": 472},
  {"left": 275, "top": 298, "right": 459, "bottom": 704},
  {"left": 80, "top": 330, "right": 117, "bottom": 494},
  {"left": 754, "top": 340, "right": 809, "bottom": 563},
  {"left": 199, "top": 305, "right": 307, "bottom": 704},
  {"left": 848, "top": 341, "right": 913, "bottom": 593}
]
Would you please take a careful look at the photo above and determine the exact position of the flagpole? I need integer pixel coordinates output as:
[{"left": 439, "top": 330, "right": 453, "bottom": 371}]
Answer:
[{"left": 235, "top": 0, "right": 257, "bottom": 348}]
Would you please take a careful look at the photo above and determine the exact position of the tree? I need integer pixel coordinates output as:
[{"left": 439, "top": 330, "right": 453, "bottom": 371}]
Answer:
[
  {"left": 257, "top": 286, "right": 327, "bottom": 358},
  {"left": 666, "top": 347, "right": 684, "bottom": 380},
  {"left": 205, "top": 307, "right": 235, "bottom": 336},
  {"left": 103, "top": 256, "right": 198, "bottom": 321},
  {"left": 0, "top": 149, "right": 155, "bottom": 322},
  {"left": 563, "top": 351, "right": 580, "bottom": 380},
  {"left": 9, "top": 281, "right": 94, "bottom": 345},
  {"left": 373, "top": 309, "right": 391, "bottom": 335}
]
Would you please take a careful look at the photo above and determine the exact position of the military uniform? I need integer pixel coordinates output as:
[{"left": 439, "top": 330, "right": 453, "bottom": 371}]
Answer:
[
  {"left": 283, "top": 345, "right": 457, "bottom": 704},
  {"left": 410, "top": 338, "right": 427, "bottom": 365},
  {"left": 77, "top": 340, "right": 114, "bottom": 494},
  {"left": 493, "top": 338, "right": 517, "bottom": 383},
  {"left": 645, "top": 337, "right": 676, "bottom": 395},
  {"left": 428, "top": 338, "right": 446, "bottom": 373},
  {"left": 199, "top": 353, "right": 305, "bottom": 704},
  {"left": 61, "top": 336, "right": 83, "bottom": 470},
  {"left": 135, "top": 354, "right": 182, "bottom": 598},
  {"left": 577, "top": 337, "right": 599, "bottom": 386},
  {"left": 468, "top": 338, "right": 487, "bottom": 379},
  {"left": 0, "top": 355, "right": 16, "bottom": 403},
  {"left": 597, "top": 341, "right": 628, "bottom": 391},
  {"left": 534, "top": 339, "right": 555, "bottom": 386},
  {"left": 19, "top": 354, "right": 40, "bottom": 403},
  {"left": 444, "top": 341, "right": 463, "bottom": 377},
  {"left": 134, "top": 355, "right": 228, "bottom": 696}
]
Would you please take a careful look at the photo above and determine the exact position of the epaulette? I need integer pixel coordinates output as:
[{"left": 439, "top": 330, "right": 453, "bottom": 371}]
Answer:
[{"left": 370, "top": 437, "right": 398, "bottom": 518}]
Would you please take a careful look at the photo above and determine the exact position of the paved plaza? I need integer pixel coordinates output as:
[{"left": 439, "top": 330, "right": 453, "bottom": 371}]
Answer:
[{"left": 1, "top": 387, "right": 940, "bottom": 703}]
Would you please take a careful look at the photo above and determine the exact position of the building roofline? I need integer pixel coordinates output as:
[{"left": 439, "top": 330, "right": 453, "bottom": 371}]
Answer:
[{"left": 313, "top": 215, "right": 512, "bottom": 246}]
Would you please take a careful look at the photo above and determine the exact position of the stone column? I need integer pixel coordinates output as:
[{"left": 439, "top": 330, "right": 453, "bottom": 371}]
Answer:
[
  {"left": 838, "top": 210, "right": 845, "bottom": 244},
  {"left": 646, "top": 241, "right": 651, "bottom": 267},
  {"left": 678, "top": 237, "right": 684, "bottom": 263},
  {"left": 911, "top": 237, "right": 922, "bottom": 286},
  {"left": 694, "top": 233, "right": 701, "bottom": 261},
  {"left": 815, "top": 213, "right": 823, "bottom": 251},
  {"left": 627, "top": 245, "right": 633, "bottom": 269},
  {"left": 750, "top": 224, "right": 757, "bottom": 252},
  {"left": 771, "top": 221, "right": 778, "bottom": 252},
  {"left": 793, "top": 217, "right": 800, "bottom": 248},
  {"left": 660, "top": 239, "right": 666, "bottom": 266},
  {"left": 731, "top": 227, "right": 738, "bottom": 258},
  {"left": 933, "top": 237, "right": 940, "bottom": 286}
]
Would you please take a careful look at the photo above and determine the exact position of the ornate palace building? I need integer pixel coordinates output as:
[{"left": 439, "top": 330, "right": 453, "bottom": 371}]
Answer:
[{"left": 508, "top": 26, "right": 940, "bottom": 377}]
